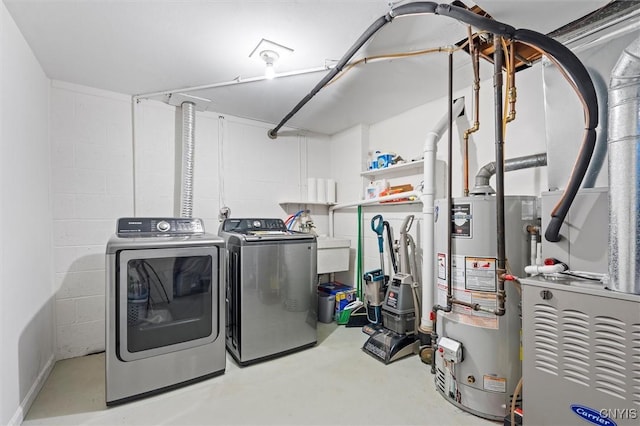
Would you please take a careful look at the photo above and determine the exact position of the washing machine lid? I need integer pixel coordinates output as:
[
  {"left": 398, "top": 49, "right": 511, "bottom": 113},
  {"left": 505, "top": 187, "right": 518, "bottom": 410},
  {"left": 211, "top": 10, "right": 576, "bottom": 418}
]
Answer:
[{"left": 219, "top": 218, "right": 316, "bottom": 243}]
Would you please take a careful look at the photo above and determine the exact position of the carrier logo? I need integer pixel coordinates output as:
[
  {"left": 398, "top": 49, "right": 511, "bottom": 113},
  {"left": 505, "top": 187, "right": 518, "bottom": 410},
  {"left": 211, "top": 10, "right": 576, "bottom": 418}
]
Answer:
[{"left": 571, "top": 405, "right": 617, "bottom": 426}]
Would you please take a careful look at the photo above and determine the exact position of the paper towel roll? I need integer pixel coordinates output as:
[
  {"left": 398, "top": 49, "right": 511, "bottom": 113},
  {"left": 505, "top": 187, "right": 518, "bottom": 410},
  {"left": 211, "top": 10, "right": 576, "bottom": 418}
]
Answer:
[
  {"left": 307, "top": 178, "right": 317, "bottom": 202},
  {"left": 327, "top": 179, "right": 336, "bottom": 203},
  {"left": 316, "top": 178, "right": 327, "bottom": 203}
]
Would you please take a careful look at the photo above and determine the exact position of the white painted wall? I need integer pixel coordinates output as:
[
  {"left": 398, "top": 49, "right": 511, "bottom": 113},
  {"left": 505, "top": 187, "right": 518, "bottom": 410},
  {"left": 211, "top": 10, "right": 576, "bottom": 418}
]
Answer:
[
  {"left": 0, "top": 3, "right": 55, "bottom": 424},
  {"left": 50, "top": 81, "right": 134, "bottom": 359},
  {"left": 370, "top": 64, "right": 547, "bottom": 200},
  {"left": 133, "top": 100, "right": 331, "bottom": 232},
  {"left": 328, "top": 64, "right": 548, "bottom": 295},
  {"left": 50, "top": 87, "right": 331, "bottom": 360},
  {"left": 329, "top": 125, "right": 369, "bottom": 285}
]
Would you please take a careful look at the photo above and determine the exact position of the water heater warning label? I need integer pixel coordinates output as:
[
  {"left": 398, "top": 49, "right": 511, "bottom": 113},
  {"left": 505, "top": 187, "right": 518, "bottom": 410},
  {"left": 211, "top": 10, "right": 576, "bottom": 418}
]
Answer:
[
  {"left": 452, "top": 204, "right": 472, "bottom": 238},
  {"left": 483, "top": 375, "right": 507, "bottom": 393},
  {"left": 437, "top": 253, "right": 446, "bottom": 280},
  {"left": 465, "top": 257, "right": 496, "bottom": 292}
]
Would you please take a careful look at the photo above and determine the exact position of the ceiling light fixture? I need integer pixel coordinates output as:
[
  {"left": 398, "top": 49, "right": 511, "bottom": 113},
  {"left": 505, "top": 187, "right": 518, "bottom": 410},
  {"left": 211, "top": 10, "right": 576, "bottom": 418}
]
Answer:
[
  {"left": 249, "top": 38, "right": 294, "bottom": 81},
  {"left": 260, "top": 50, "right": 279, "bottom": 79}
]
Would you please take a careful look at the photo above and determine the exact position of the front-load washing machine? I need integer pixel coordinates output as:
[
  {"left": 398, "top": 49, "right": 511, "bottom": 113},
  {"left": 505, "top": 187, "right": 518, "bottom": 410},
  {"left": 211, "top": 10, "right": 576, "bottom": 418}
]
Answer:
[{"left": 105, "top": 217, "right": 225, "bottom": 405}]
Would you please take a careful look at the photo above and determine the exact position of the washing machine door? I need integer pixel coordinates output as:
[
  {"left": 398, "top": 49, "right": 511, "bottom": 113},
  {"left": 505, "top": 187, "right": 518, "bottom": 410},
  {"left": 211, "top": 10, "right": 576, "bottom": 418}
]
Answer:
[{"left": 117, "top": 246, "right": 220, "bottom": 361}]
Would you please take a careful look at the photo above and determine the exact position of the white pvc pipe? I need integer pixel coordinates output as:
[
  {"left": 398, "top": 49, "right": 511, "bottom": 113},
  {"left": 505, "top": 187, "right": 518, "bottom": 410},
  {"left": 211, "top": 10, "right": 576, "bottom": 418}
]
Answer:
[
  {"left": 530, "top": 234, "right": 537, "bottom": 267},
  {"left": 524, "top": 263, "right": 567, "bottom": 275},
  {"left": 419, "top": 98, "right": 465, "bottom": 332},
  {"left": 135, "top": 65, "right": 332, "bottom": 100}
]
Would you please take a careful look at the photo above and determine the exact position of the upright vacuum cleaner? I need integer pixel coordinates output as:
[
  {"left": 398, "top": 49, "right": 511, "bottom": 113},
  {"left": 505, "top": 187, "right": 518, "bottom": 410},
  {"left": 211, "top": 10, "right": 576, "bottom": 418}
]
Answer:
[
  {"left": 347, "top": 214, "right": 396, "bottom": 327},
  {"left": 363, "top": 215, "right": 421, "bottom": 364},
  {"left": 363, "top": 214, "right": 393, "bottom": 324}
]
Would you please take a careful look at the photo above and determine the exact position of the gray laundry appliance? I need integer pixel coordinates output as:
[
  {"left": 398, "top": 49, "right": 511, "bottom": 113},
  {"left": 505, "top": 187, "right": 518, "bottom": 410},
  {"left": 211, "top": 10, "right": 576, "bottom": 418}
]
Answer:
[
  {"left": 105, "top": 217, "right": 225, "bottom": 405},
  {"left": 219, "top": 218, "right": 317, "bottom": 365}
]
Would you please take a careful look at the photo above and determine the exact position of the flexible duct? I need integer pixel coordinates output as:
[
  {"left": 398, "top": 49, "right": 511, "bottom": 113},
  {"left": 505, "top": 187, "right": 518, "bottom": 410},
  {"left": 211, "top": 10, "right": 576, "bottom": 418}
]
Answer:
[
  {"left": 180, "top": 101, "right": 196, "bottom": 218},
  {"left": 608, "top": 35, "right": 640, "bottom": 295},
  {"left": 470, "top": 153, "right": 548, "bottom": 195},
  {"left": 511, "top": 30, "right": 598, "bottom": 242}
]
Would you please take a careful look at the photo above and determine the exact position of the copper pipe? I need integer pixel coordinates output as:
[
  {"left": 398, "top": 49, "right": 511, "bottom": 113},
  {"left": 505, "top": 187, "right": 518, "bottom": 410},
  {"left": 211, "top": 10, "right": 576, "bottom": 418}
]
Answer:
[
  {"left": 463, "top": 27, "right": 480, "bottom": 196},
  {"left": 506, "top": 42, "right": 517, "bottom": 124}
]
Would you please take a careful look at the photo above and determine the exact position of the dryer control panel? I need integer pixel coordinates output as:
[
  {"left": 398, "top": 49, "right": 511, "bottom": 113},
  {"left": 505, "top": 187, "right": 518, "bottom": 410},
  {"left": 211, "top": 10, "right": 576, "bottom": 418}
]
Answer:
[{"left": 116, "top": 217, "right": 205, "bottom": 236}]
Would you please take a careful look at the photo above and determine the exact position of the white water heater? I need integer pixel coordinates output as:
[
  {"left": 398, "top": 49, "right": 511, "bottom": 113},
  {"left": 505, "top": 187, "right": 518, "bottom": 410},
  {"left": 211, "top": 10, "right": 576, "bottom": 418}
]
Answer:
[{"left": 433, "top": 195, "right": 537, "bottom": 421}]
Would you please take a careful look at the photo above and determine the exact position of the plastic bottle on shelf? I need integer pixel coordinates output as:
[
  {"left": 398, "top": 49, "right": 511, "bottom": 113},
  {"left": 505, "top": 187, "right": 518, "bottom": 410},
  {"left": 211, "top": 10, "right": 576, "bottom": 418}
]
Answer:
[
  {"left": 371, "top": 150, "right": 381, "bottom": 170},
  {"left": 365, "top": 181, "right": 377, "bottom": 199}
]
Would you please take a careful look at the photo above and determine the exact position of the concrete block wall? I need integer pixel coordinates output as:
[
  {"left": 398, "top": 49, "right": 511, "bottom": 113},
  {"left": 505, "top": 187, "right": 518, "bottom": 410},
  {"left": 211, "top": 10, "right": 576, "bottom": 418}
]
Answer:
[
  {"left": 50, "top": 85, "right": 331, "bottom": 359},
  {"left": 50, "top": 81, "right": 133, "bottom": 358}
]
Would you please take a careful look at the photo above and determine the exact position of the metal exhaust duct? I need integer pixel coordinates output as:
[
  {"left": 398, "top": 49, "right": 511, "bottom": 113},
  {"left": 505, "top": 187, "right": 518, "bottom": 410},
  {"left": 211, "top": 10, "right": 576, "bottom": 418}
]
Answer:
[
  {"left": 180, "top": 101, "right": 196, "bottom": 218},
  {"left": 470, "top": 153, "right": 548, "bottom": 195},
  {"left": 608, "top": 35, "right": 640, "bottom": 295}
]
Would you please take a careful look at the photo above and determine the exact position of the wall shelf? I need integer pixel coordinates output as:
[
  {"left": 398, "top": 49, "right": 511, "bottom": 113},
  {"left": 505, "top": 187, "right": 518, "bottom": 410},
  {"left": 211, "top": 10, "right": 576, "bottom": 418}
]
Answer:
[
  {"left": 331, "top": 201, "right": 422, "bottom": 214},
  {"left": 360, "top": 160, "right": 424, "bottom": 179},
  {"left": 279, "top": 201, "right": 336, "bottom": 210}
]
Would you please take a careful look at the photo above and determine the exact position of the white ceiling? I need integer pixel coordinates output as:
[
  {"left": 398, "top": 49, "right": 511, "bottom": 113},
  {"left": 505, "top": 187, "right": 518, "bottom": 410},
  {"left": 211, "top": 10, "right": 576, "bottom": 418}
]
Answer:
[{"left": 4, "top": 0, "right": 609, "bottom": 135}]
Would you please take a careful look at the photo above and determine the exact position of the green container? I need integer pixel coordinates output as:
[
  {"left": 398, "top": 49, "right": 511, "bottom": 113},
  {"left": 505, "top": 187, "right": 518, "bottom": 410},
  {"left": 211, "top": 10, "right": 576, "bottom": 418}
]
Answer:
[{"left": 336, "top": 308, "right": 353, "bottom": 325}]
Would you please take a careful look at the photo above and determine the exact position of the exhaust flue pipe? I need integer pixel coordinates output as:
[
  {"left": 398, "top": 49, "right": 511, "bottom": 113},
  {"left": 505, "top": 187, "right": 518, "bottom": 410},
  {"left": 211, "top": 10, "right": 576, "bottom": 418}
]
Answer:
[
  {"left": 608, "top": 36, "right": 640, "bottom": 295},
  {"left": 470, "top": 153, "right": 548, "bottom": 195},
  {"left": 180, "top": 101, "right": 196, "bottom": 218}
]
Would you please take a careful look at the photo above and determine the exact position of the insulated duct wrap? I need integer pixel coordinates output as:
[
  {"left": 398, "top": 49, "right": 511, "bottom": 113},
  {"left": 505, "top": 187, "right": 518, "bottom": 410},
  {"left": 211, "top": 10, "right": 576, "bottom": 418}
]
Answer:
[
  {"left": 180, "top": 101, "right": 195, "bottom": 218},
  {"left": 608, "top": 36, "right": 640, "bottom": 295}
]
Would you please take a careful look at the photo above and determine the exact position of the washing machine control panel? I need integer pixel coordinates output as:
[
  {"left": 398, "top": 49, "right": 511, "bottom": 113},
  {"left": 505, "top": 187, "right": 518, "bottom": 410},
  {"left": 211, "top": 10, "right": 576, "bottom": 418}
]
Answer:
[
  {"left": 116, "top": 217, "right": 205, "bottom": 236},
  {"left": 221, "top": 218, "right": 287, "bottom": 233}
]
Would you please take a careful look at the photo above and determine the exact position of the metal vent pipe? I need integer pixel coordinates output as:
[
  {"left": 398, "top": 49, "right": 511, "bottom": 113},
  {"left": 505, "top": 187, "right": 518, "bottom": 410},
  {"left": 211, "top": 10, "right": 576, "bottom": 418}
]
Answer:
[
  {"left": 608, "top": 35, "right": 640, "bottom": 295},
  {"left": 180, "top": 101, "right": 196, "bottom": 218},
  {"left": 470, "top": 153, "right": 548, "bottom": 195}
]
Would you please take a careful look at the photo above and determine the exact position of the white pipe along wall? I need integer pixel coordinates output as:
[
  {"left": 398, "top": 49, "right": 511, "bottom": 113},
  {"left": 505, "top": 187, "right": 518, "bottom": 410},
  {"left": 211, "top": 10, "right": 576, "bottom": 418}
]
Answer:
[
  {"left": 328, "top": 98, "right": 465, "bottom": 332},
  {"left": 419, "top": 97, "right": 465, "bottom": 332}
]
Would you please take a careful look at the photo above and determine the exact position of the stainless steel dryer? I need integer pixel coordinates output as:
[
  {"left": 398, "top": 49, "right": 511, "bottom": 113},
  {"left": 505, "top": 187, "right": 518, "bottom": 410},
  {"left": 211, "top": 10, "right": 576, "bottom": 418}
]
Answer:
[
  {"left": 219, "top": 218, "right": 317, "bottom": 365},
  {"left": 106, "top": 217, "right": 225, "bottom": 405}
]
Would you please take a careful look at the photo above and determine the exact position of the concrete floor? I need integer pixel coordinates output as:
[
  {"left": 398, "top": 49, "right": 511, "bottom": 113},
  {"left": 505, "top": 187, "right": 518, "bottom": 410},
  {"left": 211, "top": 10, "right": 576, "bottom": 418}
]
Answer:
[{"left": 23, "top": 324, "right": 497, "bottom": 425}]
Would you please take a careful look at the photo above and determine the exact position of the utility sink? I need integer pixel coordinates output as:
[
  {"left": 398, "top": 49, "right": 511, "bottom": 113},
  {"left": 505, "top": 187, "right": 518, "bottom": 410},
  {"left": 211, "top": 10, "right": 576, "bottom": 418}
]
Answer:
[{"left": 316, "top": 237, "right": 351, "bottom": 274}]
